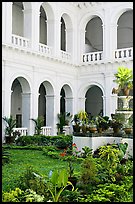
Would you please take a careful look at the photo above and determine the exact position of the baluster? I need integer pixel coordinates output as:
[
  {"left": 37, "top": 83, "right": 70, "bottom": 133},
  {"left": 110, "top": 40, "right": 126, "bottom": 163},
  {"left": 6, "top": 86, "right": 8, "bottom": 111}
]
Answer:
[{"left": 121, "top": 50, "right": 124, "bottom": 58}]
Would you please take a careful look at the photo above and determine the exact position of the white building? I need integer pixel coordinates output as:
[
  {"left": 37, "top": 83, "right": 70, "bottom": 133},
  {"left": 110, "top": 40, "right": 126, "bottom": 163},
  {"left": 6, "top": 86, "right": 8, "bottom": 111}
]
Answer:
[{"left": 2, "top": 2, "right": 133, "bottom": 140}]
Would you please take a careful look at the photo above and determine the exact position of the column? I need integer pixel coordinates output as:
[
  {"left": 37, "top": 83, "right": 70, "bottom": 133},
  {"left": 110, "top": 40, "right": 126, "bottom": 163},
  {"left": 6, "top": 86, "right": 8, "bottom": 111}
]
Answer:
[
  {"left": 2, "top": 2, "right": 12, "bottom": 44},
  {"left": 47, "top": 19, "right": 55, "bottom": 50},
  {"left": 22, "top": 93, "right": 31, "bottom": 133},
  {"left": 102, "top": 95, "right": 106, "bottom": 116},
  {"left": 54, "top": 18, "right": 61, "bottom": 58},
  {"left": 66, "top": 28, "right": 73, "bottom": 53},
  {"left": 29, "top": 91, "right": 39, "bottom": 135},
  {"left": 78, "top": 28, "right": 85, "bottom": 63},
  {"left": 54, "top": 94, "right": 61, "bottom": 135},
  {"left": 78, "top": 97, "right": 86, "bottom": 111},
  {"left": 23, "top": 8, "right": 40, "bottom": 51},
  {"left": 110, "top": 22, "right": 118, "bottom": 60},
  {"left": 46, "top": 95, "right": 54, "bottom": 134},
  {"left": 111, "top": 94, "right": 118, "bottom": 114},
  {"left": 65, "top": 97, "right": 73, "bottom": 115},
  {"left": 2, "top": 89, "right": 12, "bottom": 142}
]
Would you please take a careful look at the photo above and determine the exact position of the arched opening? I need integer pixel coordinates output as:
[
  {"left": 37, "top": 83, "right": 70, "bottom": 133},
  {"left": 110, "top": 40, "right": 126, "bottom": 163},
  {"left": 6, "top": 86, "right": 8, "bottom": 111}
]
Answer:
[
  {"left": 12, "top": 2, "right": 24, "bottom": 36},
  {"left": 85, "top": 16, "right": 103, "bottom": 53},
  {"left": 38, "top": 83, "right": 46, "bottom": 125},
  {"left": 60, "top": 87, "right": 65, "bottom": 114},
  {"left": 40, "top": 5, "right": 47, "bottom": 45},
  {"left": 60, "top": 84, "right": 73, "bottom": 115},
  {"left": 38, "top": 81, "right": 54, "bottom": 127},
  {"left": 117, "top": 10, "right": 133, "bottom": 49},
  {"left": 11, "top": 77, "right": 31, "bottom": 128},
  {"left": 61, "top": 17, "right": 66, "bottom": 51},
  {"left": 85, "top": 85, "right": 103, "bottom": 117}
]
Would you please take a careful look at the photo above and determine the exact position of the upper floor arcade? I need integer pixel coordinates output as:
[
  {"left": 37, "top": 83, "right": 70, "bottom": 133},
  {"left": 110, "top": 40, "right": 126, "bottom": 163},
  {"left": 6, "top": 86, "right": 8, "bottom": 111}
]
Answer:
[{"left": 2, "top": 2, "right": 133, "bottom": 66}]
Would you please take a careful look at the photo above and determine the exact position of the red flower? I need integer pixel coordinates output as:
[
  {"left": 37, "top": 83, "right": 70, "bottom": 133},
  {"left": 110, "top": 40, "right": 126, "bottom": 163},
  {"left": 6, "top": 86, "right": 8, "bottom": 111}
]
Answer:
[
  {"left": 72, "top": 143, "right": 76, "bottom": 147},
  {"left": 60, "top": 152, "right": 66, "bottom": 157}
]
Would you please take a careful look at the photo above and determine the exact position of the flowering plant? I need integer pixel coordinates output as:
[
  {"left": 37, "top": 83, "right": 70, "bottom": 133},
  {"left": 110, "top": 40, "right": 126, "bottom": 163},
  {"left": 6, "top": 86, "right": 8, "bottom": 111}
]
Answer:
[{"left": 59, "top": 143, "right": 81, "bottom": 178}]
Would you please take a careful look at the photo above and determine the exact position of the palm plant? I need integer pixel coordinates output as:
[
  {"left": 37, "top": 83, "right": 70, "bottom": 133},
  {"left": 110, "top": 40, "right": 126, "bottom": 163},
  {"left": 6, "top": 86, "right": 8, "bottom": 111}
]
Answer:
[
  {"left": 57, "top": 112, "right": 72, "bottom": 134},
  {"left": 2, "top": 115, "right": 17, "bottom": 137},
  {"left": 30, "top": 116, "right": 44, "bottom": 135}
]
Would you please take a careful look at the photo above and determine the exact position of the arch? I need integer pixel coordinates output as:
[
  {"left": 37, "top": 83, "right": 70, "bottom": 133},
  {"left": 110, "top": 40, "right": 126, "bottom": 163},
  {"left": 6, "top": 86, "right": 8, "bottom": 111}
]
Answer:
[
  {"left": 40, "top": 2, "right": 54, "bottom": 20},
  {"left": 60, "top": 13, "right": 73, "bottom": 53},
  {"left": 62, "top": 84, "right": 73, "bottom": 98},
  {"left": 38, "top": 80, "right": 54, "bottom": 127},
  {"left": 60, "top": 84, "right": 73, "bottom": 115},
  {"left": 11, "top": 76, "right": 31, "bottom": 129},
  {"left": 78, "top": 82, "right": 105, "bottom": 98},
  {"left": 9, "top": 74, "right": 31, "bottom": 93},
  {"left": 79, "top": 11, "right": 104, "bottom": 32},
  {"left": 85, "top": 85, "right": 103, "bottom": 117},
  {"left": 110, "top": 5, "right": 133, "bottom": 25},
  {"left": 61, "top": 13, "right": 73, "bottom": 30}
]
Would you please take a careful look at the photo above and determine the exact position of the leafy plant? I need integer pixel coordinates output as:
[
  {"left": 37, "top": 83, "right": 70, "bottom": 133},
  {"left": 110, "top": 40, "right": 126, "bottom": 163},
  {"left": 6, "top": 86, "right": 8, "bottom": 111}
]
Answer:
[
  {"left": 34, "top": 169, "right": 74, "bottom": 202},
  {"left": 112, "top": 67, "right": 133, "bottom": 96},
  {"left": 30, "top": 116, "right": 44, "bottom": 135},
  {"left": 80, "top": 155, "right": 99, "bottom": 185},
  {"left": 118, "top": 142, "right": 128, "bottom": 161},
  {"left": 57, "top": 112, "right": 72, "bottom": 134},
  {"left": 2, "top": 115, "right": 17, "bottom": 137},
  {"left": 81, "top": 146, "right": 93, "bottom": 158},
  {"left": 98, "top": 144, "right": 121, "bottom": 182}
]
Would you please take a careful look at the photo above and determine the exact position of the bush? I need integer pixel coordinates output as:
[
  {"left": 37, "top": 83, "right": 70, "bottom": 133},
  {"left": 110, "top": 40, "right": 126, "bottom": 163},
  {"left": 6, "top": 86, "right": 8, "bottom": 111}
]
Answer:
[{"left": 15, "top": 135, "right": 73, "bottom": 148}]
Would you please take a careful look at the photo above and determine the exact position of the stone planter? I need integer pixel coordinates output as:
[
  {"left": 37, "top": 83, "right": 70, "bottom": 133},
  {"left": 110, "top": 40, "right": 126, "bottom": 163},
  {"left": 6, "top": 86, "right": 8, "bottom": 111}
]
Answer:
[{"left": 73, "top": 135, "right": 133, "bottom": 158}]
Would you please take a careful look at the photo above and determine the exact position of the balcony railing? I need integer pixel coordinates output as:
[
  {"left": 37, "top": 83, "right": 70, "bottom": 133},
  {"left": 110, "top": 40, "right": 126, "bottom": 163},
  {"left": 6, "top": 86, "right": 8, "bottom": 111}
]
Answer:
[
  {"left": 60, "top": 50, "right": 71, "bottom": 60},
  {"left": 13, "top": 127, "right": 28, "bottom": 136},
  {"left": 12, "top": 34, "right": 29, "bottom": 48},
  {"left": 83, "top": 51, "right": 103, "bottom": 63},
  {"left": 39, "top": 43, "right": 52, "bottom": 55},
  {"left": 115, "top": 47, "right": 133, "bottom": 60},
  {"left": 41, "top": 126, "right": 52, "bottom": 136}
]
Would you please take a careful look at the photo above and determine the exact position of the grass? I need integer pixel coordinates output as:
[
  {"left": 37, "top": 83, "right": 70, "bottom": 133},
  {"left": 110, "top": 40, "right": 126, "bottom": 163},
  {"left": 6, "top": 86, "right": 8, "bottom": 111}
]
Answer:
[{"left": 2, "top": 149, "right": 81, "bottom": 192}]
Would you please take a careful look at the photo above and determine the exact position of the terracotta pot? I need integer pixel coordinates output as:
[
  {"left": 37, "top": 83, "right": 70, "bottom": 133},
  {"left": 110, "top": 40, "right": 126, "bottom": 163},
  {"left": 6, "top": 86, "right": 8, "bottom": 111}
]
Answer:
[
  {"left": 113, "top": 127, "right": 120, "bottom": 133},
  {"left": 123, "top": 88, "right": 130, "bottom": 96},
  {"left": 124, "top": 128, "right": 132, "bottom": 134},
  {"left": 97, "top": 127, "right": 103, "bottom": 133},
  {"left": 89, "top": 127, "right": 97, "bottom": 133}
]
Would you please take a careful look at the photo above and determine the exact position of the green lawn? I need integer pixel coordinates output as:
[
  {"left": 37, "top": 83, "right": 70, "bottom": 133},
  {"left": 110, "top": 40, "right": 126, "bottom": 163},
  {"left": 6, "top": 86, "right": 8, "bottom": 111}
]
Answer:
[{"left": 2, "top": 149, "right": 81, "bottom": 192}]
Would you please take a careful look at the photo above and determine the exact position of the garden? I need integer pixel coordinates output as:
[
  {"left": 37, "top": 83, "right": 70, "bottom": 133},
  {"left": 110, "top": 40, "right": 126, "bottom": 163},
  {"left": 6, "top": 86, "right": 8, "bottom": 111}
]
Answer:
[{"left": 2, "top": 134, "right": 133, "bottom": 202}]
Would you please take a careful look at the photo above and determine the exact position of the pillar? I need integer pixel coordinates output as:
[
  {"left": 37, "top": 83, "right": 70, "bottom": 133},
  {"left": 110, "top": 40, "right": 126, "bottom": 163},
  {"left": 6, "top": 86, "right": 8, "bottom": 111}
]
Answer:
[
  {"left": 46, "top": 95, "right": 55, "bottom": 135},
  {"left": 2, "top": 2, "right": 12, "bottom": 44},
  {"left": 22, "top": 93, "right": 31, "bottom": 132},
  {"left": 23, "top": 8, "right": 40, "bottom": 51},
  {"left": 78, "top": 97, "right": 86, "bottom": 111},
  {"left": 65, "top": 97, "right": 73, "bottom": 115}
]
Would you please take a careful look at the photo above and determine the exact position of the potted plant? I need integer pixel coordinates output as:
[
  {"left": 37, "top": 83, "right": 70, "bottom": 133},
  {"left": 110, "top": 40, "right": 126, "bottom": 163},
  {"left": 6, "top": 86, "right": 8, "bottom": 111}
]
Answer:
[
  {"left": 95, "top": 115, "right": 110, "bottom": 133},
  {"left": 57, "top": 112, "right": 72, "bottom": 134},
  {"left": 112, "top": 66, "right": 133, "bottom": 96},
  {"left": 123, "top": 115, "right": 133, "bottom": 135},
  {"left": 2, "top": 115, "right": 17, "bottom": 144},
  {"left": 110, "top": 113, "right": 125, "bottom": 134},
  {"left": 30, "top": 116, "right": 44, "bottom": 135},
  {"left": 89, "top": 118, "right": 97, "bottom": 133},
  {"left": 71, "top": 114, "right": 81, "bottom": 134},
  {"left": 77, "top": 110, "right": 88, "bottom": 134}
]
